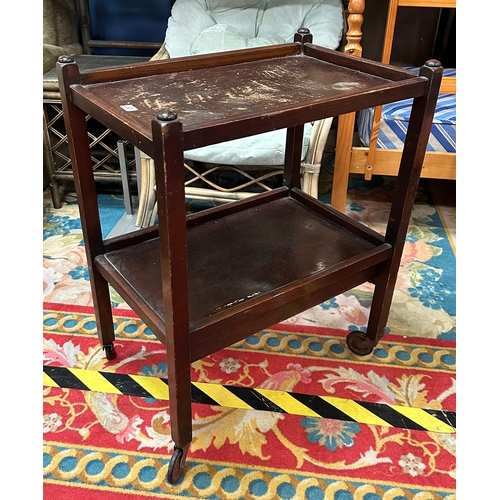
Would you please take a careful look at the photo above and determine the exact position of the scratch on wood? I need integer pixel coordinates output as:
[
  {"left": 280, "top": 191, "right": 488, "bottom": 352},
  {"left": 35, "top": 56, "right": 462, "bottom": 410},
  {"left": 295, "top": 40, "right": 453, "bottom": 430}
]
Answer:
[
  {"left": 331, "top": 82, "right": 362, "bottom": 90},
  {"left": 143, "top": 97, "right": 177, "bottom": 110}
]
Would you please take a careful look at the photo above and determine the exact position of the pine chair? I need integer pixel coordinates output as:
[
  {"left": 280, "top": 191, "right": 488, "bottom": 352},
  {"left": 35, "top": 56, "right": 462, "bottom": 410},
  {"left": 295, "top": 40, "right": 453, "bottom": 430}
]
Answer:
[
  {"left": 134, "top": 0, "right": 350, "bottom": 227},
  {"left": 330, "top": 0, "right": 456, "bottom": 212}
]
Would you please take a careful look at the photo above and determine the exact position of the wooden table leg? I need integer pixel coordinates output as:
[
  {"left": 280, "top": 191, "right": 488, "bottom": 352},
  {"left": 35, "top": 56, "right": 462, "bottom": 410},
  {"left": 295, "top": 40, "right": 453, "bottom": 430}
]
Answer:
[
  {"left": 152, "top": 111, "right": 193, "bottom": 483},
  {"left": 346, "top": 61, "right": 444, "bottom": 355},
  {"left": 57, "top": 57, "right": 116, "bottom": 359},
  {"left": 331, "top": 112, "right": 356, "bottom": 211}
]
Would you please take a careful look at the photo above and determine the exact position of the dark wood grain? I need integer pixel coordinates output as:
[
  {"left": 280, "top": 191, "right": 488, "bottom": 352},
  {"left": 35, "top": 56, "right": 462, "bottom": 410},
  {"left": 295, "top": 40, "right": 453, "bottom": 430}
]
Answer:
[
  {"left": 57, "top": 59, "right": 115, "bottom": 350},
  {"left": 303, "top": 43, "right": 420, "bottom": 81},
  {"left": 152, "top": 114, "right": 193, "bottom": 448}
]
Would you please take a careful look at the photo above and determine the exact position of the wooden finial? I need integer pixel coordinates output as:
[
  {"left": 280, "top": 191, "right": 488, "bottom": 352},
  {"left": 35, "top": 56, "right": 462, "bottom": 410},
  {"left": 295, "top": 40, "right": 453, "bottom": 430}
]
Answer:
[
  {"left": 157, "top": 109, "right": 177, "bottom": 121},
  {"left": 344, "top": 0, "right": 365, "bottom": 57},
  {"left": 426, "top": 59, "right": 442, "bottom": 68},
  {"left": 58, "top": 55, "right": 75, "bottom": 64},
  {"left": 294, "top": 27, "right": 313, "bottom": 46}
]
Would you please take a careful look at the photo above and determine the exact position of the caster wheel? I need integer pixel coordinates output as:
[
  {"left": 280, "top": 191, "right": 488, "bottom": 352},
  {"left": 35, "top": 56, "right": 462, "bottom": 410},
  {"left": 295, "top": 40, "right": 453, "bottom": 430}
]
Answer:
[
  {"left": 167, "top": 446, "right": 188, "bottom": 484},
  {"left": 346, "top": 331, "right": 374, "bottom": 356},
  {"left": 103, "top": 344, "right": 117, "bottom": 360}
]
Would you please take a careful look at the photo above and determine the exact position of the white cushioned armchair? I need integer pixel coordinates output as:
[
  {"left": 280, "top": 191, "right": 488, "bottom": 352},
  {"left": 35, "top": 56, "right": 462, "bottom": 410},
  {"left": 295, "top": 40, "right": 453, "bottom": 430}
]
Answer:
[{"left": 136, "top": 0, "right": 345, "bottom": 227}]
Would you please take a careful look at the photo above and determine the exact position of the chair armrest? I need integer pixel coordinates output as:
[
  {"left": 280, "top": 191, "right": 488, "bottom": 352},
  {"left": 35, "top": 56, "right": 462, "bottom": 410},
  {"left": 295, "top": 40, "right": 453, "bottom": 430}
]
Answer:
[{"left": 149, "top": 41, "right": 171, "bottom": 61}]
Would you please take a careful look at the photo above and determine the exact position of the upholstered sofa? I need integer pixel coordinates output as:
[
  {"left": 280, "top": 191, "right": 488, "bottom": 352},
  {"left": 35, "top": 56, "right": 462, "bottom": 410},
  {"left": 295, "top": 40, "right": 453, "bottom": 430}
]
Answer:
[{"left": 43, "top": 0, "right": 83, "bottom": 74}]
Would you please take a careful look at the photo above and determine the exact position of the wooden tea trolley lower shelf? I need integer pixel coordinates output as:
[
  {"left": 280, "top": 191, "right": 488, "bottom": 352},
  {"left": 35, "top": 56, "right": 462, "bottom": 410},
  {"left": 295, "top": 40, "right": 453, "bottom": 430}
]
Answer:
[{"left": 57, "top": 29, "right": 442, "bottom": 483}]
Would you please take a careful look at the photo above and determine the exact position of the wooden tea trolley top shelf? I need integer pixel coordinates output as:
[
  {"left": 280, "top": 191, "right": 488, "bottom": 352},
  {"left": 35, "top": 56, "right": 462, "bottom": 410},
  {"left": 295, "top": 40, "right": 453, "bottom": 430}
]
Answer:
[
  {"left": 64, "top": 39, "right": 429, "bottom": 157},
  {"left": 57, "top": 31, "right": 442, "bottom": 483}
]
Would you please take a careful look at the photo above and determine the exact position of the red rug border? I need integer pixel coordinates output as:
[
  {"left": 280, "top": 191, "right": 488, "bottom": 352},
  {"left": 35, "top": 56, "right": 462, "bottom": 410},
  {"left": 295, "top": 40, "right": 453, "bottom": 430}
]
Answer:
[{"left": 43, "top": 301, "right": 455, "bottom": 348}]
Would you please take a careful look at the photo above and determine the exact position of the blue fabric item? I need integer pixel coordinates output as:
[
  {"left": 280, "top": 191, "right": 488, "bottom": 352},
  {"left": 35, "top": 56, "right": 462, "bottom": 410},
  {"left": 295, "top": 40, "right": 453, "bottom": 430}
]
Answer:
[
  {"left": 164, "top": 0, "right": 344, "bottom": 166},
  {"left": 358, "top": 68, "right": 456, "bottom": 153}
]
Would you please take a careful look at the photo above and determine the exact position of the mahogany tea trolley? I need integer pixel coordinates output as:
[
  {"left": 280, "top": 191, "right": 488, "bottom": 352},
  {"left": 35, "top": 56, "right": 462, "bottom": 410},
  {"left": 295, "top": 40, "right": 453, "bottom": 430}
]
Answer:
[{"left": 57, "top": 29, "right": 442, "bottom": 483}]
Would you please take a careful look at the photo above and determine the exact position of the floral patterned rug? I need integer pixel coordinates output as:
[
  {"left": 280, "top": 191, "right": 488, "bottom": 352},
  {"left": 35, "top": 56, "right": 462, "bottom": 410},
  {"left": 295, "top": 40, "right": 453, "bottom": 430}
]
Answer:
[{"left": 43, "top": 165, "right": 456, "bottom": 499}]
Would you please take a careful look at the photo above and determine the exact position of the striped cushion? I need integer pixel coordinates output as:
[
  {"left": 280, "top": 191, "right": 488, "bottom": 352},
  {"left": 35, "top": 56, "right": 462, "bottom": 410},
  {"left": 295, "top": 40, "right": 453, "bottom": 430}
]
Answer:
[{"left": 358, "top": 68, "right": 456, "bottom": 153}]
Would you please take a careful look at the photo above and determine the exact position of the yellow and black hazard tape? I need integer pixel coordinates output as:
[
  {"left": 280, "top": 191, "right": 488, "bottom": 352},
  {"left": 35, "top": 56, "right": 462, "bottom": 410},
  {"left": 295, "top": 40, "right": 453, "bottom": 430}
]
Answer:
[{"left": 43, "top": 365, "right": 456, "bottom": 434}]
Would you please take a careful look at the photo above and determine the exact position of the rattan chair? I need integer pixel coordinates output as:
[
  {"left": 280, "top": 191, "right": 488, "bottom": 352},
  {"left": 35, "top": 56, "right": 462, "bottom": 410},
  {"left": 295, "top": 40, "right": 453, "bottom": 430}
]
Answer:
[{"left": 43, "top": 0, "right": 163, "bottom": 208}]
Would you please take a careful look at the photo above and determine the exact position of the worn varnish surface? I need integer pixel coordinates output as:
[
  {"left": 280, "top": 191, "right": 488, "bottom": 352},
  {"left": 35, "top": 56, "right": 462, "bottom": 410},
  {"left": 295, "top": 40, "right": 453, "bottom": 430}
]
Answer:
[{"left": 76, "top": 55, "right": 388, "bottom": 136}]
